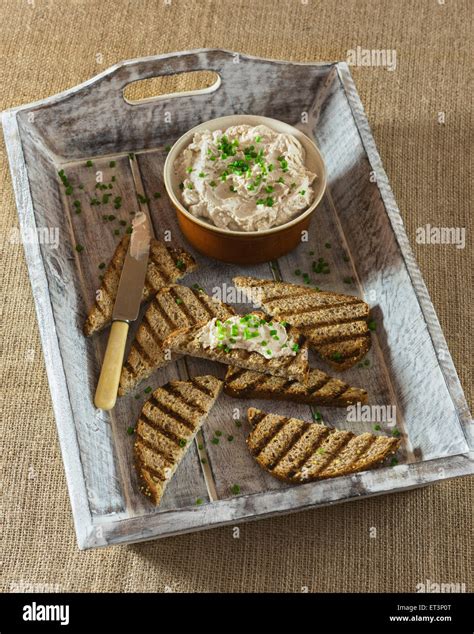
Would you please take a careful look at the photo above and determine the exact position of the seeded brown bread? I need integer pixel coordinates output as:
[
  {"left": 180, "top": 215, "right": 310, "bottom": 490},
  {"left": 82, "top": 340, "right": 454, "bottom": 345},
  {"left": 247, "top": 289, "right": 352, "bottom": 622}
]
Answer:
[
  {"left": 119, "top": 286, "right": 234, "bottom": 395},
  {"left": 224, "top": 366, "right": 368, "bottom": 406},
  {"left": 233, "top": 276, "right": 371, "bottom": 370},
  {"left": 83, "top": 236, "right": 197, "bottom": 336},
  {"left": 164, "top": 313, "right": 309, "bottom": 383},
  {"left": 135, "top": 375, "right": 222, "bottom": 505},
  {"left": 246, "top": 408, "right": 400, "bottom": 483}
]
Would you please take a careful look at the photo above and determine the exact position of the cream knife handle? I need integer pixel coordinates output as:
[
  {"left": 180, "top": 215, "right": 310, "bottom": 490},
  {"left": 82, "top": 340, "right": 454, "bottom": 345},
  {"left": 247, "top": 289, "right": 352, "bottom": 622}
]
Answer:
[{"left": 94, "top": 320, "right": 129, "bottom": 410}]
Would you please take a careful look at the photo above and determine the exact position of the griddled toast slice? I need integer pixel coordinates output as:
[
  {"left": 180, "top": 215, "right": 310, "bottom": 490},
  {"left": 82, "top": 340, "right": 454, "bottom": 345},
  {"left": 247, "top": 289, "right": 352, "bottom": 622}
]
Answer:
[
  {"left": 83, "top": 236, "right": 197, "bottom": 336},
  {"left": 119, "top": 286, "right": 234, "bottom": 395},
  {"left": 233, "top": 276, "right": 371, "bottom": 370},
  {"left": 224, "top": 367, "right": 368, "bottom": 406},
  {"left": 246, "top": 408, "right": 399, "bottom": 483},
  {"left": 164, "top": 314, "right": 309, "bottom": 384},
  {"left": 135, "top": 375, "right": 222, "bottom": 505}
]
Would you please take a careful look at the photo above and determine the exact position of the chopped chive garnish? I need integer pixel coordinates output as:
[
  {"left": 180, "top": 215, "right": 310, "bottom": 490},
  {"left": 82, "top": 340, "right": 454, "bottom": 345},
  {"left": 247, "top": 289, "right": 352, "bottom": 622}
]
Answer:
[
  {"left": 201, "top": 458, "right": 207, "bottom": 464},
  {"left": 175, "top": 298, "right": 183, "bottom": 304},
  {"left": 108, "top": 214, "right": 115, "bottom": 221},
  {"left": 165, "top": 145, "right": 171, "bottom": 152},
  {"left": 325, "top": 242, "right": 331, "bottom": 248},
  {"left": 195, "top": 498, "right": 203, "bottom": 505},
  {"left": 65, "top": 186, "right": 73, "bottom": 195},
  {"left": 211, "top": 437, "right": 219, "bottom": 445},
  {"left": 114, "top": 229, "right": 120, "bottom": 235},
  {"left": 75, "top": 244, "right": 84, "bottom": 253},
  {"left": 368, "top": 320, "right": 376, "bottom": 331},
  {"left": 392, "top": 429, "right": 400, "bottom": 437},
  {"left": 176, "top": 259, "right": 185, "bottom": 271},
  {"left": 179, "top": 439, "right": 187, "bottom": 447},
  {"left": 230, "top": 484, "right": 240, "bottom": 495},
  {"left": 299, "top": 190, "right": 306, "bottom": 196},
  {"left": 126, "top": 426, "right": 134, "bottom": 435},
  {"left": 294, "top": 269, "right": 301, "bottom": 276},
  {"left": 111, "top": 176, "right": 116, "bottom": 182},
  {"left": 343, "top": 277, "right": 354, "bottom": 284},
  {"left": 86, "top": 160, "right": 93, "bottom": 167},
  {"left": 128, "top": 152, "right": 135, "bottom": 160},
  {"left": 144, "top": 386, "right": 152, "bottom": 394},
  {"left": 235, "top": 421, "right": 242, "bottom": 428},
  {"left": 331, "top": 352, "right": 342, "bottom": 360},
  {"left": 109, "top": 160, "right": 116, "bottom": 168},
  {"left": 98, "top": 262, "right": 105, "bottom": 269},
  {"left": 227, "top": 435, "right": 234, "bottom": 442},
  {"left": 390, "top": 457, "right": 399, "bottom": 467},
  {"left": 312, "top": 411, "right": 322, "bottom": 421},
  {"left": 215, "top": 430, "right": 222, "bottom": 437},
  {"left": 374, "top": 424, "right": 381, "bottom": 431}
]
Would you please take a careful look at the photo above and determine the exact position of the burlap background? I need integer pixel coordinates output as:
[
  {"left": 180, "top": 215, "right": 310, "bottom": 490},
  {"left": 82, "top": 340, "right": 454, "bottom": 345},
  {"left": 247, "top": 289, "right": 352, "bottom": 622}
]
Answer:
[{"left": 0, "top": 0, "right": 472, "bottom": 593}]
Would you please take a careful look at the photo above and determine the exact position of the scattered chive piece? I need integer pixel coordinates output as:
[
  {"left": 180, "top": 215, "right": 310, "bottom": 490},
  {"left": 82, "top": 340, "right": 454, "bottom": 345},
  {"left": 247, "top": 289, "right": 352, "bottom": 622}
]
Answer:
[
  {"left": 312, "top": 411, "right": 322, "bottom": 421},
  {"left": 86, "top": 160, "right": 93, "bottom": 167},
  {"left": 102, "top": 215, "right": 108, "bottom": 221},
  {"left": 153, "top": 192, "right": 162, "bottom": 198},
  {"left": 294, "top": 269, "right": 301, "bottom": 276},
  {"left": 215, "top": 430, "right": 222, "bottom": 437},
  {"left": 65, "top": 186, "right": 73, "bottom": 195},
  {"left": 211, "top": 437, "right": 219, "bottom": 445},
  {"left": 195, "top": 498, "right": 203, "bottom": 505},
  {"left": 179, "top": 439, "right": 187, "bottom": 447},
  {"left": 126, "top": 226, "right": 133, "bottom": 234},
  {"left": 119, "top": 220, "right": 127, "bottom": 227},
  {"left": 126, "top": 426, "right": 134, "bottom": 435},
  {"left": 109, "top": 160, "right": 116, "bottom": 168},
  {"left": 78, "top": 184, "right": 84, "bottom": 190},
  {"left": 128, "top": 152, "right": 135, "bottom": 160},
  {"left": 176, "top": 259, "right": 185, "bottom": 271},
  {"left": 144, "top": 386, "right": 152, "bottom": 394},
  {"left": 175, "top": 297, "right": 183, "bottom": 304},
  {"left": 98, "top": 262, "right": 105, "bottom": 269},
  {"left": 331, "top": 352, "right": 342, "bottom": 361},
  {"left": 75, "top": 244, "right": 84, "bottom": 253},
  {"left": 102, "top": 194, "right": 111, "bottom": 204},
  {"left": 114, "top": 229, "right": 120, "bottom": 235},
  {"left": 235, "top": 421, "right": 242, "bottom": 428},
  {"left": 343, "top": 276, "right": 353, "bottom": 284},
  {"left": 230, "top": 484, "right": 240, "bottom": 495},
  {"left": 108, "top": 214, "right": 116, "bottom": 221},
  {"left": 198, "top": 443, "right": 203, "bottom": 450},
  {"left": 368, "top": 320, "right": 376, "bottom": 331},
  {"left": 165, "top": 145, "right": 171, "bottom": 152},
  {"left": 201, "top": 458, "right": 207, "bottom": 464},
  {"left": 325, "top": 242, "right": 331, "bottom": 248},
  {"left": 364, "top": 359, "right": 370, "bottom": 366},
  {"left": 134, "top": 394, "right": 140, "bottom": 400},
  {"left": 392, "top": 428, "right": 401, "bottom": 437},
  {"left": 342, "top": 254, "right": 350, "bottom": 262},
  {"left": 73, "top": 200, "right": 81, "bottom": 207},
  {"left": 374, "top": 424, "right": 381, "bottom": 431},
  {"left": 390, "top": 457, "right": 399, "bottom": 467},
  {"left": 227, "top": 435, "right": 234, "bottom": 442},
  {"left": 111, "top": 175, "right": 116, "bottom": 182},
  {"left": 299, "top": 190, "right": 306, "bottom": 196}
]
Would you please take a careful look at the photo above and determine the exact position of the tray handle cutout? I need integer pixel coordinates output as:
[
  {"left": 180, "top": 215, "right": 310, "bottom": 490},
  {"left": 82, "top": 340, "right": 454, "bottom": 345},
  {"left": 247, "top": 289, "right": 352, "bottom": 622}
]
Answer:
[{"left": 123, "top": 70, "right": 221, "bottom": 105}]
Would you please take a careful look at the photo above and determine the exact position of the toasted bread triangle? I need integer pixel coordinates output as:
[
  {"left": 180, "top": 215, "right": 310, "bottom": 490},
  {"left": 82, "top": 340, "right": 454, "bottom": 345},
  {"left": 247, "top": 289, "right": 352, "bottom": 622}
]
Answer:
[
  {"left": 119, "top": 285, "right": 234, "bottom": 395},
  {"left": 83, "top": 236, "right": 197, "bottom": 336},
  {"left": 246, "top": 408, "right": 399, "bottom": 483},
  {"left": 224, "top": 366, "right": 368, "bottom": 406},
  {"left": 135, "top": 375, "right": 223, "bottom": 505},
  {"left": 164, "top": 313, "right": 310, "bottom": 383},
  {"left": 233, "top": 276, "right": 371, "bottom": 370}
]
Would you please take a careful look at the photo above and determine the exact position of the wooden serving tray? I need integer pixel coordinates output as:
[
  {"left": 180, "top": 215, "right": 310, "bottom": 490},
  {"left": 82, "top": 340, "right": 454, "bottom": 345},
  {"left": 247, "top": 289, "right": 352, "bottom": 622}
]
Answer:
[{"left": 3, "top": 50, "right": 472, "bottom": 549}]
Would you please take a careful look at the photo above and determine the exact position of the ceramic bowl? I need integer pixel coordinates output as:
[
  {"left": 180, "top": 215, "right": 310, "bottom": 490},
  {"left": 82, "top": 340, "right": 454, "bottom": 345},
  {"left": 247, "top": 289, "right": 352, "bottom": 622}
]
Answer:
[{"left": 163, "top": 114, "right": 326, "bottom": 264}]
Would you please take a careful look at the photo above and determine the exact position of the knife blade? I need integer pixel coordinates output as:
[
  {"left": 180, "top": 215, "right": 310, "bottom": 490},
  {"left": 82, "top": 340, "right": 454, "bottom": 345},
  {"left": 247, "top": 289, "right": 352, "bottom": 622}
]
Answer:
[{"left": 94, "top": 212, "right": 151, "bottom": 410}]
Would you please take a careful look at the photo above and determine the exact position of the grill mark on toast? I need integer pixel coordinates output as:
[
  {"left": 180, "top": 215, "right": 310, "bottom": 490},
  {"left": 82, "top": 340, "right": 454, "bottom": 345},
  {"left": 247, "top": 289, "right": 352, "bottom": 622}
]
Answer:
[
  {"left": 304, "top": 325, "right": 368, "bottom": 347},
  {"left": 167, "top": 286, "right": 197, "bottom": 323},
  {"left": 139, "top": 413, "right": 184, "bottom": 446},
  {"left": 284, "top": 426, "right": 332, "bottom": 478},
  {"left": 136, "top": 435, "right": 176, "bottom": 465},
  {"left": 152, "top": 294, "right": 178, "bottom": 330},
  {"left": 148, "top": 395, "right": 195, "bottom": 432},
  {"left": 136, "top": 458, "right": 167, "bottom": 484},
  {"left": 190, "top": 377, "right": 215, "bottom": 398},
  {"left": 264, "top": 421, "right": 310, "bottom": 470},
  {"left": 192, "top": 289, "right": 218, "bottom": 318},
  {"left": 247, "top": 408, "right": 267, "bottom": 428},
  {"left": 142, "top": 312, "right": 165, "bottom": 348},
  {"left": 251, "top": 415, "right": 289, "bottom": 455},
  {"left": 321, "top": 434, "right": 377, "bottom": 475},
  {"left": 132, "top": 338, "right": 155, "bottom": 367},
  {"left": 231, "top": 372, "right": 270, "bottom": 394},
  {"left": 297, "top": 431, "right": 353, "bottom": 477},
  {"left": 161, "top": 383, "right": 207, "bottom": 415},
  {"left": 305, "top": 375, "right": 332, "bottom": 395}
]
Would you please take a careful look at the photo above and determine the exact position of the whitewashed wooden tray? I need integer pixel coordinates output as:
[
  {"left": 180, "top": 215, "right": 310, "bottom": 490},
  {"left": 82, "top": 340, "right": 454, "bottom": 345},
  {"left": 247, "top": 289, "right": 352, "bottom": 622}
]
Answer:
[{"left": 3, "top": 50, "right": 472, "bottom": 549}]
